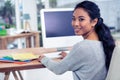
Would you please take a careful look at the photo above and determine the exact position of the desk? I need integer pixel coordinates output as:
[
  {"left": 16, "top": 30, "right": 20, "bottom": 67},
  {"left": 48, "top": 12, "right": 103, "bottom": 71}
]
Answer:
[
  {"left": 0, "top": 47, "right": 58, "bottom": 80},
  {"left": 0, "top": 31, "right": 40, "bottom": 50}
]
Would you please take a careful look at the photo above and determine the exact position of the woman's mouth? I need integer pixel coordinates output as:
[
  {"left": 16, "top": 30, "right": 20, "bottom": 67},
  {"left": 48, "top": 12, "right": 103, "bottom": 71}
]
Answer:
[{"left": 74, "top": 28, "right": 82, "bottom": 34}]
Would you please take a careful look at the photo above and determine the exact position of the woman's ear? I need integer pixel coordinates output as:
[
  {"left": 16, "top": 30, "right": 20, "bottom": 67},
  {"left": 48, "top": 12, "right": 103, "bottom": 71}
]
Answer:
[{"left": 91, "top": 18, "right": 98, "bottom": 27}]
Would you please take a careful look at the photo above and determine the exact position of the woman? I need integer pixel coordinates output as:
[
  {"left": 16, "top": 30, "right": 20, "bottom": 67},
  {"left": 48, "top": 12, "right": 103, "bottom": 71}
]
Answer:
[{"left": 38, "top": 1, "right": 115, "bottom": 80}]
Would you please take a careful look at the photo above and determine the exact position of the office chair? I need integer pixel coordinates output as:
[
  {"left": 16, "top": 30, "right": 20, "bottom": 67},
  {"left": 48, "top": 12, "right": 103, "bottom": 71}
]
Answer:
[{"left": 106, "top": 45, "right": 120, "bottom": 80}]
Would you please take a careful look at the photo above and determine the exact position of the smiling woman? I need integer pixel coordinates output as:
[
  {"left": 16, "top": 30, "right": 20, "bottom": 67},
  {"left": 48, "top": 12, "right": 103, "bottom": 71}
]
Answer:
[
  {"left": 72, "top": 8, "right": 98, "bottom": 39},
  {"left": 0, "top": 0, "right": 119, "bottom": 80},
  {"left": 38, "top": 1, "right": 115, "bottom": 80}
]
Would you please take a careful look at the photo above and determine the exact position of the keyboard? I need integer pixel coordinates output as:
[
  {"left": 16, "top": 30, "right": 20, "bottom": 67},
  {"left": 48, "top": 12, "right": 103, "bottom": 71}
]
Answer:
[{"left": 44, "top": 51, "right": 70, "bottom": 58}]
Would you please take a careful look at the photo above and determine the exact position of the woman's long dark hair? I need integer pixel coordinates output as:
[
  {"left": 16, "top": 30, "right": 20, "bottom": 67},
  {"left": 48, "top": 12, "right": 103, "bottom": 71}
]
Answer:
[{"left": 74, "top": 1, "right": 115, "bottom": 70}]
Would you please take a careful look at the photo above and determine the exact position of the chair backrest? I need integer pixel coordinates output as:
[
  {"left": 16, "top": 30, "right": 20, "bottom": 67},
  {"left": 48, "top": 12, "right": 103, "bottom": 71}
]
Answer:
[{"left": 106, "top": 45, "right": 120, "bottom": 80}]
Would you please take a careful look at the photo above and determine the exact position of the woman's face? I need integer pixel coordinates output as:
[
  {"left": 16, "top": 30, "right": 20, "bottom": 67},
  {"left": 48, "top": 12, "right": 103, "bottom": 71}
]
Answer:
[{"left": 72, "top": 8, "right": 97, "bottom": 36}]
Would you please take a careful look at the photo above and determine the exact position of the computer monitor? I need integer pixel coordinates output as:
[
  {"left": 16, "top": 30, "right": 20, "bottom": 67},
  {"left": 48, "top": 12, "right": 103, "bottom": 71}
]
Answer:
[{"left": 40, "top": 8, "right": 83, "bottom": 48}]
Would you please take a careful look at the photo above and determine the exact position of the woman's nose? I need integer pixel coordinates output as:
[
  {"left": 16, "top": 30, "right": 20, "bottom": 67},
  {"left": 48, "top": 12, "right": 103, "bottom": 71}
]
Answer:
[{"left": 73, "top": 20, "right": 79, "bottom": 27}]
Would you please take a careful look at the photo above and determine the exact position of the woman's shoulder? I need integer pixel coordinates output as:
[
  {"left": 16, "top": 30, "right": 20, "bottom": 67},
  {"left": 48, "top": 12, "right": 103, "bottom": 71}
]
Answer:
[
  {"left": 77, "top": 39, "right": 101, "bottom": 43},
  {"left": 74, "top": 39, "right": 102, "bottom": 48}
]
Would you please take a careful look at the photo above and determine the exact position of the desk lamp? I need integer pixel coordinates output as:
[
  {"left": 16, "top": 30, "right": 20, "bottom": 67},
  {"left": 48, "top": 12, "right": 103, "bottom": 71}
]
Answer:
[{"left": 23, "top": 14, "right": 31, "bottom": 32}]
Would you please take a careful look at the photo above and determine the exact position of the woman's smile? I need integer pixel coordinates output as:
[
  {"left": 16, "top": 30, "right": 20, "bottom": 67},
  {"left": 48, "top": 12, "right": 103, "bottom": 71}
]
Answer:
[{"left": 74, "top": 27, "right": 83, "bottom": 35}]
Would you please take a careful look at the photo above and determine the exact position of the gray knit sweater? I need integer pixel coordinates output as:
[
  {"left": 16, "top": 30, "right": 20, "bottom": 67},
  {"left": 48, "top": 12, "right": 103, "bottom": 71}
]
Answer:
[{"left": 41, "top": 40, "right": 107, "bottom": 80}]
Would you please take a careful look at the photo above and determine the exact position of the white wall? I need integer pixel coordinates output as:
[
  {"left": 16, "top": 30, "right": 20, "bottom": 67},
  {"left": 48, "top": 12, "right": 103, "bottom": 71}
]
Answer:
[
  {"left": 22, "top": 0, "right": 38, "bottom": 31},
  {"left": 0, "top": 73, "right": 4, "bottom": 80},
  {"left": 95, "top": 1, "right": 118, "bottom": 29}
]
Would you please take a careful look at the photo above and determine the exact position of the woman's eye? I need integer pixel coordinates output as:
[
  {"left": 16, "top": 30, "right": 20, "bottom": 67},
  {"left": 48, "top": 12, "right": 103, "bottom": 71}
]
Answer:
[
  {"left": 72, "top": 17, "right": 75, "bottom": 21},
  {"left": 79, "top": 18, "right": 84, "bottom": 21}
]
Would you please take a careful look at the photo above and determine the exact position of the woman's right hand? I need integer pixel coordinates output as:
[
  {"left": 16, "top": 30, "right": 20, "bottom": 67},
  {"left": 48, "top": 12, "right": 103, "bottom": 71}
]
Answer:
[{"left": 59, "top": 51, "right": 67, "bottom": 59}]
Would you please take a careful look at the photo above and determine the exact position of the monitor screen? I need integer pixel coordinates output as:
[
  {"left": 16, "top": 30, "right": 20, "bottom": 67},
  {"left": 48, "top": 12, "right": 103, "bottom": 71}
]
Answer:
[
  {"left": 44, "top": 10, "right": 74, "bottom": 37},
  {"left": 40, "top": 8, "right": 83, "bottom": 48}
]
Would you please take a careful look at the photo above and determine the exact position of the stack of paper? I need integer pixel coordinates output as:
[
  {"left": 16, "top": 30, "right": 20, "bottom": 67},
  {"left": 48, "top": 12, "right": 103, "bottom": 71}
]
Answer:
[
  {"left": 11, "top": 53, "right": 39, "bottom": 61},
  {"left": 0, "top": 53, "right": 39, "bottom": 63}
]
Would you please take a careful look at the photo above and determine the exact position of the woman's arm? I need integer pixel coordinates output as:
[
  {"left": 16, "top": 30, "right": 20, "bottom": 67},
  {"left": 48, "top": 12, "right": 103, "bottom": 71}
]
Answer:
[{"left": 38, "top": 44, "right": 86, "bottom": 75}]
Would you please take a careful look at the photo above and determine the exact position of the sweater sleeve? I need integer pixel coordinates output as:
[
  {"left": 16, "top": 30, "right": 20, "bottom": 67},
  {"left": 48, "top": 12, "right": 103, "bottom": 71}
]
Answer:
[{"left": 41, "top": 43, "right": 90, "bottom": 75}]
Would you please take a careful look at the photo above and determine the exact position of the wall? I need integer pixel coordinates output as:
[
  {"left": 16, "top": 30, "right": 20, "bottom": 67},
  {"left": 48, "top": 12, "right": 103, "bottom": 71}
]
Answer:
[{"left": 22, "top": 0, "right": 38, "bottom": 31}]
